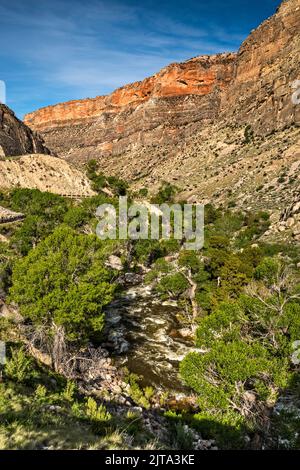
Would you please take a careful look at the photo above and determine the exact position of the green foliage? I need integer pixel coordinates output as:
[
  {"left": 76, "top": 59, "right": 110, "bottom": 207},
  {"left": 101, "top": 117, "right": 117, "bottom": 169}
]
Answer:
[
  {"left": 180, "top": 256, "right": 300, "bottom": 447},
  {"left": 126, "top": 373, "right": 154, "bottom": 409},
  {"left": 4, "top": 189, "right": 70, "bottom": 255},
  {"left": 157, "top": 272, "right": 189, "bottom": 299},
  {"left": 212, "top": 211, "right": 244, "bottom": 238},
  {"left": 151, "top": 182, "right": 177, "bottom": 204},
  {"left": 133, "top": 239, "right": 166, "bottom": 265},
  {"left": 244, "top": 124, "right": 254, "bottom": 144},
  {"left": 0, "top": 242, "right": 15, "bottom": 293},
  {"left": 85, "top": 397, "right": 112, "bottom": 431},
  {"left": 9, "top": 226, "right": 116, "bottom": 341},
  {"left": 61, "top": 381, "right": 76, "bottom": 402},
  {"left": 106, "top": 176, "right": 128, "bottom": 196},
  {"left": 63, "top": 206, "right": 89, "bottom": 229},
  {"left": 171, "top": 422, "right": 194, "bottom": 450},
  {"left": 138, "top": 188, "right": 148, "bottom": 198},
  {"left": 178, "top": 251, "right": 202, "bottom": 273},
  {"left": 144, "top": 258, "right": 173, "bottom": 283},
  {"left": 85, "top": 160, "right": 128, "bottom": 195},
  {"left": 85, "top": 159, "right": 99, "bottom": 177},
  {"left": 254, "top": 257, "right": 282, "bottom": 285},
  {"left": 181, "top": 340, "right": 288, "bottom": 421},
  {"left": 10, "top": 215, "right": 45, "bottom": 255},
  {"left": 191, "top": 411, "right": 245, "bottom": 449},
  {"left": 236, "top": 212, "right": 270, "bottom": 247},
  {"left": 7, "top": 188, "right": 68, "bottom": 219},
  {"left": 204, "top": 204, "right": 221, "bottom": 224},
  {"left": 85, "top": 159, "right": 107, "bottom": 192},
  {"left": 0, "top": 344, "right": 159, "bottom": 450},
  {"left": 5, "top": 348, "right": 33, "bottom": 383}
]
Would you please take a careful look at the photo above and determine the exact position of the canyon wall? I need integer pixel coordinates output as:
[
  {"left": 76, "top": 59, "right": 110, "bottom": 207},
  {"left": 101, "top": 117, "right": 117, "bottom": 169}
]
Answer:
[
  {"left": 24, "top": 0, "right": 300, "bottom": 163},
  {"left": 24, "top": 54, "right": 236, "bottom": 162},
  {"left": 0, "top": 104, "right": 50, "bottom": 158},
  {"left": 221, "top": 0, "right": 300, "bottom": 134}
]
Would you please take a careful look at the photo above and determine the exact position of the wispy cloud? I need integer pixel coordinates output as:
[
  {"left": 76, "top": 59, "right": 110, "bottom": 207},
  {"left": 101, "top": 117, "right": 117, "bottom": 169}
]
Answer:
[{"left": 0, "top": 0, "right": 279, "bottom": 117}]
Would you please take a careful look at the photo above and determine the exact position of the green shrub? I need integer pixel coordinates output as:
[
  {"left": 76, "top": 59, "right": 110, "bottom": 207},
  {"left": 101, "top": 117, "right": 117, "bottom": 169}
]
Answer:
[
  {"left": 157, "top": 273, "right": 189, "bottom": 298},
  {"left": 9, "top": 226, "right": 116, "bottom": 342},
  {"left": 151, "top": 182, "right": 177, "bottom": 204},
  {"left": 85, "top": 397, "right": 112, "bottom": 431},
  {"left": 244, "top": 125, "right": 254, "bottom": 144},
  {"left": 5, "top": 348, "right": 33, "bottom": 383},
  {"left": 63, "top": 207, "right": 89, "bottom": 228}
]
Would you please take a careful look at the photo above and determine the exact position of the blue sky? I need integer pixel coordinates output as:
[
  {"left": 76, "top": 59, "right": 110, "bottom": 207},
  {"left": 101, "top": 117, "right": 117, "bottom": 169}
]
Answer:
[{"left": 0, "top": 0, "right": 281, "bottom": 118}]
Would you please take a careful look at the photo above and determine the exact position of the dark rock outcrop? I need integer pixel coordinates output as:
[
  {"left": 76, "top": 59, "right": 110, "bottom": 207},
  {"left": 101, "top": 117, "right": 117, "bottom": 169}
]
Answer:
[
  {"left": 0, "top": 104, "right": 51, "bottom": 158},
  {"left": 0, "top": 206, "right": 24, "bottom": 224}
]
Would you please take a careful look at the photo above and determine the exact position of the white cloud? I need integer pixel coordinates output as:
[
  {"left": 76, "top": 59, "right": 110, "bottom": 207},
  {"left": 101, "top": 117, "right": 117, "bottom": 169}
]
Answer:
[{"left": 0, "top": 0, "right": 246, "bottom": 116}]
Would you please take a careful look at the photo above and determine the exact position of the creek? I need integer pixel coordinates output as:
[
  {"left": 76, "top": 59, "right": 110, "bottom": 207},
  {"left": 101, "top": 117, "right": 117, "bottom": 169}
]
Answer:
[{"left": 105, "top": 284, "right": 200, "bottom": 393}]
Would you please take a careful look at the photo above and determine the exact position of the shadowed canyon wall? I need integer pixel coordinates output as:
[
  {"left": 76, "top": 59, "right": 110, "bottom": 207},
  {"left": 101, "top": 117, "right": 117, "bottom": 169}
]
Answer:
[{"left": 0, "top": 104, "right": 50, "bottom": 158}]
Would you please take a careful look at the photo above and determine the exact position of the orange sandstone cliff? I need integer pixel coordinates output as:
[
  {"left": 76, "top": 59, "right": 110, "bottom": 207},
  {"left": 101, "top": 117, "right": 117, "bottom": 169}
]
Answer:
[
  {"left": 24, "top": 53, "right": 235, "bottom": 162},
  {"left": 24, "top": 0, "right": 300, "bottom": 164}
]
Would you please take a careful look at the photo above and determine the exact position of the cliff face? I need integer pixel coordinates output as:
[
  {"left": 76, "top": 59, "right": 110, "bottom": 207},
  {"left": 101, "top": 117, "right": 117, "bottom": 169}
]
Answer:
[
  {"left": 24, "top": 0, "right": 300, "bottom": 163},
  {"left": 0, "top": 104, "right": 50, "bottom": 158},
  {"left": 221, "top": 0, "right": 300, "bottom": 134},
  {"left": 24, "top": 53, "right": 236, "bottom": 162}
]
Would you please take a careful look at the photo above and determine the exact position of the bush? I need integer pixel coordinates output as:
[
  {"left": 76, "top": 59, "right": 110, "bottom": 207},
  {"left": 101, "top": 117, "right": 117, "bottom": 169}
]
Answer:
[
  {"left": 157, "top": 273, "right": 189, "bottom": 298},
  {"left": 180, "top": 257, "right": 300, "bottom": 446},
  {"left": 106, "top": 176, "right": 128, "bottom": 196},
  {"left": 133, "top": 239, "right": 165, "bottom": 265},
  {"left": 85, "top": 397, "right": 112, "bottom": 432},
  {"left": 9, "top": 226, "right": 116, "bottom": 342},
  {"left": 5, "top": 348, "right": 33, "bottom": 383},
  {"left": 63, "top": 206, "right": 89, "bottom": 228},
  {"left": 151, "top": 182, "right": 177, "bottom": 204},
  {"left": 244, "top": 125, "right": 254, "bottom": 144},
  {"left": 178, "top": 251, "right": 202, "bottom": 273}
]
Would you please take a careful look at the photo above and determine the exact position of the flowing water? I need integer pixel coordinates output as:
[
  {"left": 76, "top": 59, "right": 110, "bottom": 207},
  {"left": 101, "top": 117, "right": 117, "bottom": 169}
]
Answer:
[{"left": 105, "top": 285, "right": 200, "bottom": 392}]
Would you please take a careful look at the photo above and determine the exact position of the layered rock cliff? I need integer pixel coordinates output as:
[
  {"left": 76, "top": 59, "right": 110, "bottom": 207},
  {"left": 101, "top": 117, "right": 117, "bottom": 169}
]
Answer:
[
  {"left": 0, "top": 104, "right": 50, "bottom": 158},
  {"left": 24, "top": 0, "right": 300, "bottom": 165},
  {"left": 24, "top": 54, "right": 236, "bottom": 162},
  {"left": 221, "top": 0, "right": 300, "bottom": 134}
]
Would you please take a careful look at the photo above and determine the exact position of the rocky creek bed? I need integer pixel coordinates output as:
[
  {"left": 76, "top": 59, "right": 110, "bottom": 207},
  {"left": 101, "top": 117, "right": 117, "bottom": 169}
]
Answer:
[{"left": 104, "top": 281, "right": 202, "bottom": 393}]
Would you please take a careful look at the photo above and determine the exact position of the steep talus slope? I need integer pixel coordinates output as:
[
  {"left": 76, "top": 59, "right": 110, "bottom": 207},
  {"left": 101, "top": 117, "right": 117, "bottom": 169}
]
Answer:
[
  {"left": 0, "top": 154, "right": 95, "bottom": 197},
  {"left": 0, "top": 104, "right": 50, "bottom": 157},
  {"left": 96, "top": 123, "right": 300, "bottom": 208}
]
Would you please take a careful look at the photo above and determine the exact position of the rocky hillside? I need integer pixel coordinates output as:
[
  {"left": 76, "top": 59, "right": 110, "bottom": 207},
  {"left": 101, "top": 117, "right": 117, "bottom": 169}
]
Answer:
[
  {"left": 24, "top": 0, "right": 300, "bottom": 166},
  {"left": 0, "top": 154, "right": 95, "bottom": 197},
  {"left": 0, "top": 104, "right": 50, "bottom": 158}
]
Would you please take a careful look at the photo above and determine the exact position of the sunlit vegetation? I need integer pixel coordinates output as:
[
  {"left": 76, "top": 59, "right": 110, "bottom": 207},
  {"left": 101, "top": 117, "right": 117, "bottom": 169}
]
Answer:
[{"left": 0, "top": 185, "right": 299, "bottom": 449}]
